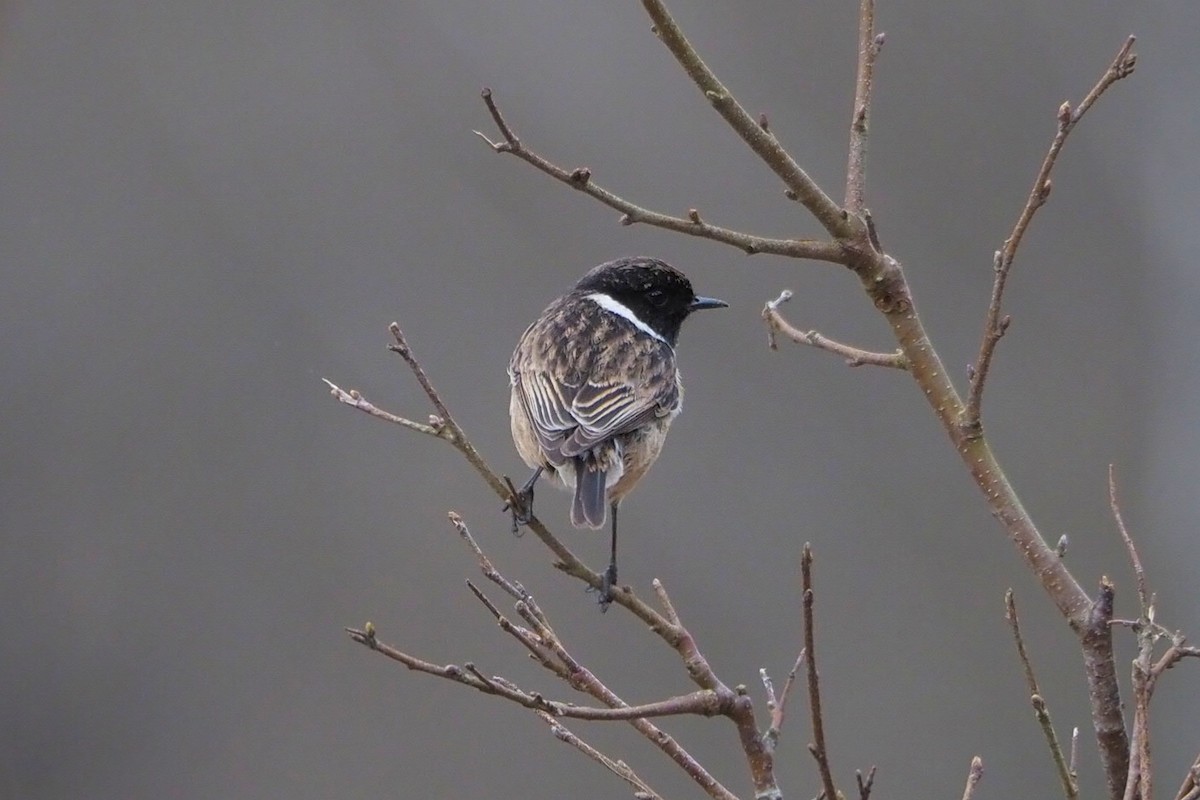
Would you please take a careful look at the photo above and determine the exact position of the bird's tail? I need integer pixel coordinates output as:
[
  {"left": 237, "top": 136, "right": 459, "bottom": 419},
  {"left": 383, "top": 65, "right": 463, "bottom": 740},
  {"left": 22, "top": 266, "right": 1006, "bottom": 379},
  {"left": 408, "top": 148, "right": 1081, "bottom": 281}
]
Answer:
[{"left": 571, "top": 458, "right": 607, "bottom": 529}]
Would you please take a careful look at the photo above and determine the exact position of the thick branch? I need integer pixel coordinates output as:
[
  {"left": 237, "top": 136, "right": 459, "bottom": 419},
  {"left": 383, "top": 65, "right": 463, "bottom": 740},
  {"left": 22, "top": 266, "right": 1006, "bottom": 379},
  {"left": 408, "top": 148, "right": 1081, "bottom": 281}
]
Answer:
[
  {"left": 1083, "top": 578, "right": 1131, "bottom": 800},
  {"left": 476, "top": 89, "right": 844, "bottom": 263},
  {"left": 964, "top": 37, "right": 1137, "bottom": 428}
]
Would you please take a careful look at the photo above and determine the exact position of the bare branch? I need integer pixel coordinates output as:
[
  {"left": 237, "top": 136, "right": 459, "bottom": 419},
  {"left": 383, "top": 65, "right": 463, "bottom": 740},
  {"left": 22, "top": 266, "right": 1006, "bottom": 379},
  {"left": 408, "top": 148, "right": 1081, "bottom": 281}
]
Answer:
[
  {"left": 1082, "top": 577, "right": 1131, "bottom": 800},
  {"left": 1109, "top": 465, "right": 1149, "bottom": 611},
  {"left": 345, "top": 623, "right": 724, "bottom": 721},
  {"left": 964, "top": 37, "right": 1136, "bottom": 429},
  {"left": 857, "top": 765, "right": 878, "bottom": 800},
  {"left": 651, "top": 578, "right": 681, "bottom": 626},
  {"left": 535, "top": 711, "right": 664, "bottom": 800},
  {"left": 1005, "top": 589, "right": 1041, "bottom": 698},
  {"left": 452, "top": 512, "right": 529, "bottom": 603},
  {"left": 455, "top": 519, "right": 740, "bottom": 800},
  {"left": 762, "top": 650, "right": 806, "bottom": 753},
  {"left": 1173, "top": 752, "right": 1200, "bottom": 800},
  {"left": 845, "top": 0, "right": 884, "bottom": 212},
  {"left": 961, "top": 756, "right": 985, "bottom": 800},
  {"left": 476, "top": 89, "right": 845, "bottom": 262},
  {"left": 1033, "top": 695, "right": 1078, "bottom": 800},
  {"left": 640, "top": 0, "right": 851, "bottom": 236},
  {"left": 763, "top": 290, "right": 908, "bottom": 369},
  {"left": 323, "top": 379, "right": 445, "bottom": 438},
  {"left": 651, "top": 582, "right": 780, "bottom": 798},
  {"left": 1069, "top": 727, "right": 1079, "bottom": 786},
  {"left": 1151, "top": 642, "right": 1200, "bottom": 680},
  {"left": 802, "top": 544, "right": 840, "bottom": 800},
  {"left": 1006, "top": 590, "right": 1077, "bottom": 800}
]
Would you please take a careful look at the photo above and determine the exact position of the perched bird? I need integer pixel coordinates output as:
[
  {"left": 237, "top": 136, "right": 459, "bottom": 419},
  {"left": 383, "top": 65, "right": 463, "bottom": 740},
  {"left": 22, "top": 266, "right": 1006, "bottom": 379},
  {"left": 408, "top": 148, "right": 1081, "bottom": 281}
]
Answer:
[{"left": 507, "top": 257, "right": 727, "bottom": 608}]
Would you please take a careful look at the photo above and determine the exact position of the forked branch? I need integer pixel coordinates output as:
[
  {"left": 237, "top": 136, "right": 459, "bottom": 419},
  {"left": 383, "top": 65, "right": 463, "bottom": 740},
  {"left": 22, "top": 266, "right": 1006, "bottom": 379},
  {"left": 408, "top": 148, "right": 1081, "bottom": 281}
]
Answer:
[{"left": 639, "top": 0, "right": 850, "bottom": 236}]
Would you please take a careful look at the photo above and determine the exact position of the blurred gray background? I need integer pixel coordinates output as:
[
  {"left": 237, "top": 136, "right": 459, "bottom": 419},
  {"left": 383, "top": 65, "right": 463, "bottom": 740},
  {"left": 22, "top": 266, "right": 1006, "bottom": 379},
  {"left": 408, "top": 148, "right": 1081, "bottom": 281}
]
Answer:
[{"left": 2, "top": 1, "right": 1197, "bottom": 798}]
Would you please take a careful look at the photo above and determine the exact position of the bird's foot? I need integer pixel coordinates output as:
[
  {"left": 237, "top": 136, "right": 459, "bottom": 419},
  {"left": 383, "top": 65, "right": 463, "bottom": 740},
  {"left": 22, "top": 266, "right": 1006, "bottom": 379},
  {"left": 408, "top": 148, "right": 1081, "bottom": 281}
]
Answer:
[
  {"left": 597, "top": 563, "right": 618, "bottom": 612},
  {"left": 501, "top": 476, "right": 535, "bottom": 536}
]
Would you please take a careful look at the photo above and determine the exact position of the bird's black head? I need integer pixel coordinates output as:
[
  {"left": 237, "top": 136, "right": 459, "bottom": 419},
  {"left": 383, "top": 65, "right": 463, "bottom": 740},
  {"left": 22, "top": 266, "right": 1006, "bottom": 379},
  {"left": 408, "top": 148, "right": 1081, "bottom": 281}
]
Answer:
[{"left": 573, "top": 257, "right": 727, "bottom": 346}]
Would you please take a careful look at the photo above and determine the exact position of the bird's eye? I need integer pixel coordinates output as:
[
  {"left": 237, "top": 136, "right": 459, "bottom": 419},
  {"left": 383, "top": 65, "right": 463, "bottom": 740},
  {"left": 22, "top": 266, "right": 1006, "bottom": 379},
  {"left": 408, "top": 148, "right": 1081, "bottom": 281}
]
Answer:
[{"left": 647, "top": 289, "right": 666, "bottom": 307}]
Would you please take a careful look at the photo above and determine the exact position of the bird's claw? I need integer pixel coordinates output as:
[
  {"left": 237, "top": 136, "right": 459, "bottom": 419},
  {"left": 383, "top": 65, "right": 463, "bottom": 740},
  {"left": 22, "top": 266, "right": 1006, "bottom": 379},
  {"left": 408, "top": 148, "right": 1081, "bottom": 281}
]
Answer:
[
  {"left": 598, "top": 564, "right": 618, "bottom": 612},
  {"left": 502, "top": 482, "right": 534, "bottom": 535}
]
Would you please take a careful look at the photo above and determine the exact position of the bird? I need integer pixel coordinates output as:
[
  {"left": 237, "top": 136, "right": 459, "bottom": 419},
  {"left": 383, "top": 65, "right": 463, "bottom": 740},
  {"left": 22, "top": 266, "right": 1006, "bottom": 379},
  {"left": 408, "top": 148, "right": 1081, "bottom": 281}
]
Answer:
[{"left": 506, "top": 256, "right": 727, "bottom": 608}]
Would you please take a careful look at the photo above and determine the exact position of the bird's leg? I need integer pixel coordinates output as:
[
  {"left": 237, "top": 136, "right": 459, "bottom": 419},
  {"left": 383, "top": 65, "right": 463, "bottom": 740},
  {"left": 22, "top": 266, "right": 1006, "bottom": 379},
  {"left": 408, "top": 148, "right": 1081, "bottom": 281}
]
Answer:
[
  {"left": 599, "top": 500, "right": 619, "bottom": 611},
  {"left": 503, "top": 466, "right": 542, "bottom": 534}
]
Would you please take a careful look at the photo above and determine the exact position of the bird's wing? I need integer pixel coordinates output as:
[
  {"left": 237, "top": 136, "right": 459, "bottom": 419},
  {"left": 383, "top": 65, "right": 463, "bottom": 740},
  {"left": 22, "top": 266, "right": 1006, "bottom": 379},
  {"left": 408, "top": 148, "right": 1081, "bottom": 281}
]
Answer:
[{"left": 514, "top": 367, "right": 678, "bottom": 464}]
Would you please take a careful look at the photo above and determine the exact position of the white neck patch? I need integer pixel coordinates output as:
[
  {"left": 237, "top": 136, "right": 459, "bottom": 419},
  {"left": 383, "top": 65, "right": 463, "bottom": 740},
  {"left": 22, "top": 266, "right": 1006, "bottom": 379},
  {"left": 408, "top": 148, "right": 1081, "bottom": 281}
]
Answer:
[{"left": 585, "top": 292, "right": 668, "bottom": 345}]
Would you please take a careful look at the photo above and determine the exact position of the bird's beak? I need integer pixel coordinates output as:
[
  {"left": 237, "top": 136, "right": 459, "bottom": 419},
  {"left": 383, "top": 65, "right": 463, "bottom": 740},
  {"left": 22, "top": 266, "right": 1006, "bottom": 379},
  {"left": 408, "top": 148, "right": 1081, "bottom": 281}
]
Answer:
[{"left": 689, "top": 296, "right": 729, "bottom": 312}]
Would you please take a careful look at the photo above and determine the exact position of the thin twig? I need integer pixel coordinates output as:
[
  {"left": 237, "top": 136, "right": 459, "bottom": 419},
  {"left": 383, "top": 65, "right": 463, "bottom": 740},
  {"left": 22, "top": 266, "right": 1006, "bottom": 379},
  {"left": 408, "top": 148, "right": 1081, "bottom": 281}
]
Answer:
[
  {"left": 476, "top": 89, "right": 845, "bottom": 263},
  {"left": 1069, "top": 727, "right": 1079, "bottom": 786},
  {"left": 387, "top": 323, "right": 458, "bottom": 433},
  {"left": 845, "top": 0, "right": 884, "bottom": 212},
  {"left": 763, "top": 290, "right": 908, "bottom": 369},
  {"left": 1113, "top": 463, "right": 1155, "bottom": 800},
  {"left": 1005, "top": 590, "right": 1041, "bottom": 697},
  {"left": 535, "top": 711, "right": 665, "bottom": 800},
  {"left": 964, "top": 37, "right": 1137, "bottom": 430},
  {"left": 1109, "top": 465, "right": 1148, "bottom": 611},
  {"left": 762, "top": 650, "right": 806, "bottom": 752},
  {"left": 1151, "top": 643, "right": 1200, "bottom": 681},
  {"left": 345, "top": 624, "right": 725, "bottom": 721},
  {"left": 1033, "top": 695, "right": 1078, "bottom": 800},
  {"left": 323, "top": 379, "right": 444, "bottom": 437},
  {"left": 1005, "top": 590, "right": 1077, "bottom": 800},
  {"left": 961, "top": 756, "right": 985, "bottom": 800},
  {"left": 640, "top": 0, "right": 851, "bottom": 237},
  {"left": 651, "top": 578, "right": 681, "bottom": 626},
  {"left": 451, "top": 511, "right": 528, "bottom": 603},
  {"left": 1173, "top": 752, "right": 1200, "bottom": 800},
  {"left": 802, "top": 544, "right": 840, "bottom": 800},
  {"left": 857, "top": 766, "right": 878, "bottom": 800}
]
